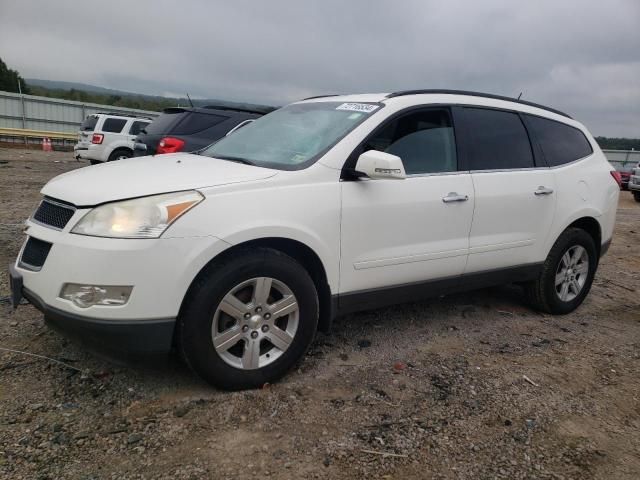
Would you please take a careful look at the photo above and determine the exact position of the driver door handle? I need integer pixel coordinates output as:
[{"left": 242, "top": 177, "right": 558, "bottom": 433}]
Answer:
[
  {"left": 442, "top": 192, "right": 469, "bottom": 203},
  {"left": 534, "top": 186, "right": 554, "bottom": 196}
]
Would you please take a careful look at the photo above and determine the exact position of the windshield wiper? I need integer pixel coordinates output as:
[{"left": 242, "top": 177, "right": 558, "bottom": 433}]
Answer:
[{"left": 213, "top": 155, "right": 256, "bottom": 166}]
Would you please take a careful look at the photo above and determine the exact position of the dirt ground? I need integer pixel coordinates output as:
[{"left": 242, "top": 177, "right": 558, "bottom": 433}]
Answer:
[{"left": 0, "top": 147, "right": 639, "bottom": 480}]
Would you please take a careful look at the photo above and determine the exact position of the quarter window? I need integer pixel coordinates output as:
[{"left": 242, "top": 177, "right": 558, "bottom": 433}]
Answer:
[
  {"left": 464, "top": 108, "right": 534, "bottom": 170},
  {"left": 363, "top": 109, "right": 457, "bottom": 174},
  {"left": 101, "top": 118, "right": 127, "bottom": 133},
  {"left": 524, "top": 115, "right": 593, "bottom": 166}
]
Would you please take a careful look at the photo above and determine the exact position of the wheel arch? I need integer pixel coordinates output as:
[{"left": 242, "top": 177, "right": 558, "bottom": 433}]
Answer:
[
  {"left": 564, "top": 216, "right": 602, "bottom": 257},
  {"left": 108, "top": 146, "right": 133, "bottom": 160},
  {"left": 179, "top": 237, "right": 334, "bottom": 333}
]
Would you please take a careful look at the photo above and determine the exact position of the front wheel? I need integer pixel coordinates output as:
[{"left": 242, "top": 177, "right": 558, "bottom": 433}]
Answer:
[
  {"left": 178, "top": 248, "right": 319, "bottom": 390},
  {"left": 524, "top": 228, "right": 597, "bottom": 314}
]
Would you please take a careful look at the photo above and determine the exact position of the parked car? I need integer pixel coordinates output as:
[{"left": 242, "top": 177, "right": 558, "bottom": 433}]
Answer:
[
  {"left": 629, "top": 164, "right": 640, "bottom": 202},
  {"left": 10, "top": 90, "right": 619, "bottom": 390},
  {"left": 613, "top": 162, "right": 636, "bottom": 190},
  {"left": 74, "top": 113, "right": 153, "bottom": 165},
  {"left": 133, "top": 105, "right": 272, "bottom": 157}
]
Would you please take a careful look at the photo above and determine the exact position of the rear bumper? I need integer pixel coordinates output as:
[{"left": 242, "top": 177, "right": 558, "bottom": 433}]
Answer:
[{"left": 74, "top": 144, "right": 105, "bottom": 162}]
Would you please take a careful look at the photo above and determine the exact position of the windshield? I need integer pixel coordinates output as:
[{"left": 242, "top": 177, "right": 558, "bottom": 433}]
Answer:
[{"left": 201, "top": 101, "right": 381, "bottom": 169}]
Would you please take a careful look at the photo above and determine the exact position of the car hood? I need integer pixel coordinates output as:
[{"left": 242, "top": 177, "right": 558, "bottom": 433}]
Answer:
[{"left": 42, "top": 153, "right": 277, "bottom": 206}]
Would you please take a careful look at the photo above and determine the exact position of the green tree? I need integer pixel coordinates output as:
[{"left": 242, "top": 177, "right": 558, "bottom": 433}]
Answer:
[{"left": 0, "top": 57, "right": 30, "bottom": 94}]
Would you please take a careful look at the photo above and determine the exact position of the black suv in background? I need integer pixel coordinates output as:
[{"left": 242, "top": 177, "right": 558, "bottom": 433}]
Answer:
[{"left": 134, "top": 105, "right": 275, "bottom": 156}]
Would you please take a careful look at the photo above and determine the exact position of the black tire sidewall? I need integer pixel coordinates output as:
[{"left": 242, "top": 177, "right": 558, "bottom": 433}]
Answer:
[
  {"left": 108, "top": 149, "right": 132, "bottom": 161},
  {"left": 179, "top": 250, "right": 318, "bottom": 390},
  {"left": 633, "top": 192, "right": 640, "bottom": 202},
  {"left": 543, "top": 229, "right": 597, "bottom": 314}
]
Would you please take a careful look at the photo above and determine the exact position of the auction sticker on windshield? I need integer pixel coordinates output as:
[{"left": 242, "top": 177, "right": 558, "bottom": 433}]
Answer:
[{"left": 336, "top": 103, "right": 379, "bottom": 113}]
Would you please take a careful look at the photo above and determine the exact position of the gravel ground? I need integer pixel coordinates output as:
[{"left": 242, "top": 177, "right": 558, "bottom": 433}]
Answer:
[{"left": 1, "top": 147, "right": 639, "bottom": 480}]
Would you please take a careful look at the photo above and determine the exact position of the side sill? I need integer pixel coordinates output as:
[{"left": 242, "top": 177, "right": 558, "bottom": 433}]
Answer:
[{"left": 334, "top": 263, "right": 543, "bottom": 317}]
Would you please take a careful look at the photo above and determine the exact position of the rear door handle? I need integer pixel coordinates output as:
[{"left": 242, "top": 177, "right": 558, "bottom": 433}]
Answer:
[
  {"left": 534, "top": 186, "right": 554, "bottom": 196},
  {"left": 442, "top": 192, "right": 469, "bottom": 203}
]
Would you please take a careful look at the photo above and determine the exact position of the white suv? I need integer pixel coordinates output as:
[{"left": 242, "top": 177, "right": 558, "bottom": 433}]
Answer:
[
  {"left": 74, "top": 113, "right": 152, "bottom": 165},
  {"left": 10, "top": 90, "right": 619, "bottom": 390},
  {"left": 629, "top": 164, "right": 640, "bottom": 202}
]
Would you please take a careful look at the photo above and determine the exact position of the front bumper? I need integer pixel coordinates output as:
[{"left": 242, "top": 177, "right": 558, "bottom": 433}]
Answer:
[
  {"left": 11, "top": 219, "right": 231, "bottom": 355},
  {"left": 9, "top": 266, "right": 174, "bottom": 355}
]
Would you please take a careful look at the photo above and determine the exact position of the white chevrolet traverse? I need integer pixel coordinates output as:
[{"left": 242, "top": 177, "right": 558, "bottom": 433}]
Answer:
[{"left": 10, "top": 90, "right": 619, "bottom": 390}]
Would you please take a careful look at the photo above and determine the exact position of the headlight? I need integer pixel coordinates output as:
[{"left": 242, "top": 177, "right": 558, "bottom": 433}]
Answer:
[{"left": 71, "top": 190, "right": 204, "bottom": 238}]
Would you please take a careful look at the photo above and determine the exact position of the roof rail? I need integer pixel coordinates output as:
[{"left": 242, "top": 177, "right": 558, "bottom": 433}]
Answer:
[
  {"left": 385, "top": 89, "right": 572, "bottom": 119},
  {"left": 202, "top": 105, "right": 276, "bottom": 115},
  {"left": 301, "top": 94, "right": 340, "bottom": 101},
  {"left": 93, "top": 111, "right": 154, "bottom": 120}
]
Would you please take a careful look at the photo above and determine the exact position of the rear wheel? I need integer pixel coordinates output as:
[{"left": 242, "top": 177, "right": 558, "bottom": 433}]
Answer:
[
  {"left": 178, "top": 248, "right": 319, "bottom": 390},
  {"left": 108, "top": 148, "right": 132, "bottom": 161},
  {"left": 524, "top": 228, "right": 597, "bottom": 314}
]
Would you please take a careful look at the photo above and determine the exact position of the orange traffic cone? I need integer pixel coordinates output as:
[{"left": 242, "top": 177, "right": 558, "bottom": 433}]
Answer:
[{"left": 42, "top": 137, "right": 53, "bottom": 152}]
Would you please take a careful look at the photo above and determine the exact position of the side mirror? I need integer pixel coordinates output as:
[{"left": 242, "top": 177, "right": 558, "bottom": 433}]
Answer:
[{"left": 354, "top": 150, "right": 406, "bottom": 180}]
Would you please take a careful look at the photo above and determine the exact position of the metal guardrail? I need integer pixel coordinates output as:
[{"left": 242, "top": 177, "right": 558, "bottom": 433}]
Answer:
[
  {"left": 0, "top": 90, "right": 159, "bottom": 134},
  {"left": 603, "top": 150, "right": 640, "bottom": 172},
  {"left": 0, "top": 127, "right": 77, "bottom": 141}
]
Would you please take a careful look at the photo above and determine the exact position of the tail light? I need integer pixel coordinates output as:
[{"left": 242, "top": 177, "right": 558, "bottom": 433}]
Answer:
[
  {"left": 610, "top": 170, "right": 622, "bottom": 188},
  {"left": 157, "top": 137, "right": 185, "bottom": 154},
  {"left": 91, "top": 133, "right": 104, "bottom": 144}
]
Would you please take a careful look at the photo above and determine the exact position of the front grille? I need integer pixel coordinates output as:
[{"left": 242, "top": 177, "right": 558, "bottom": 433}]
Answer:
[
  {"left": 32, "top": 198, "right": 75, "bottom": 230},
  {"left": 20, "top": 237, "right": 52, "bottom": 270}
]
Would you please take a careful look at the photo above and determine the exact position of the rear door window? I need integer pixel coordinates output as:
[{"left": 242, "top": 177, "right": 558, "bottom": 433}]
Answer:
[
  {"left": 172, "top": 113, "right": 228, "bottom": 135},
  {"left": 524, "top": 115, "right": 593, "bottom": 166},
  {"left": 101, "top": 118, "right": 127, "bottom": 133},
  {"left": 463, "top": 108, "right": 534, "bottom": 170}
]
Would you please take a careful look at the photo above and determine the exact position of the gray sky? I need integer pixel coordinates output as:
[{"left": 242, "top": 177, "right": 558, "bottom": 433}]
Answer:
[{"left": 1, "top": 0, "right": 638, "bottom": 136}]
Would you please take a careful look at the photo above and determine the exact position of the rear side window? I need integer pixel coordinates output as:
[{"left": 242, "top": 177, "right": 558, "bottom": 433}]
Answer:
[
  {"left": 101, "top": 118, "right": 127, "bottom": 133},
  {"left": 524, "top": 115, "right": 593, "bottom": 166},
  {"left": 129, "top": 121, "right": 150, "bottom": 135},
  {"left": 144, "top": 113, "right": 183, "bottom": 135},
  {"left": 80, "top": 116, "right": 98, "bottom": 131},
  {"left": 464, "top": 108, "right": 534, "bottom": 170},
  {"left": 172, "top": 113, "right": 228, "bottom": 135}
]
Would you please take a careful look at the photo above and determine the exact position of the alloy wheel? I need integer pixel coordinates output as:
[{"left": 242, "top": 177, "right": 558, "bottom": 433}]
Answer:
[
  {"left": 211, "top": 277, "right": 299, "bottom": 370},
  {"left": 555, "top": 245, "right": 589, "bottom": 302}
]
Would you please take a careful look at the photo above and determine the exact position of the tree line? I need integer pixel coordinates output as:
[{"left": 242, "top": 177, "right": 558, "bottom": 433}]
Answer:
[{"left": 1, "top": 56, "right": 638, "bottom": 147}]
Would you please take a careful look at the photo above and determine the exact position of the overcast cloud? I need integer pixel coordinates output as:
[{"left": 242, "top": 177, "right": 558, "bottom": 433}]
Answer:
[{"left": 0, "top": 0, "right": 638, "bottom": 136}]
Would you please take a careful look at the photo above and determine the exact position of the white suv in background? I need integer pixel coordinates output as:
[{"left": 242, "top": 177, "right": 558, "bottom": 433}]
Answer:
[
  {"left": 10, "top": 90, "right": 619, "bottom": 390},
  {"left": 629, "top": 164, "right": 640, "bottom": 202},
  {"left": 74, "top": 113, "right": 152, "bottom": 165}
]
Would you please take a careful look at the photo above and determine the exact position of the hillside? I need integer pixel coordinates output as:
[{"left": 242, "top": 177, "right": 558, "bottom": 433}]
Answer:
[{"left": 25, "top": 78, "right": 276, "bottom": 113}]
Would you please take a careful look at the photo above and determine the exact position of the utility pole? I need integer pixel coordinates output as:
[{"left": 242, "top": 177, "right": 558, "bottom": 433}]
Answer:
[{"left": 18, "top": 79, "right": 27, "bottom": 147}]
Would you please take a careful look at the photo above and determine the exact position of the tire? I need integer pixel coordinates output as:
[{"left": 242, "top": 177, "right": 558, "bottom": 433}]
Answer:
[
  {"left": 178, "top": 248, "right": 319, "bottom": 390},
  {"left": 524, "top": 227, "right": 597, "bottom": 315},
  {"left": 89, "top": 159, "right": 102, "bottom": 165},
  {"left": 633, "top": 192, "right": 640, "bottom": 203},
  {"left": 107, "top": 148, "right": 132, "bottom": 161}
]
